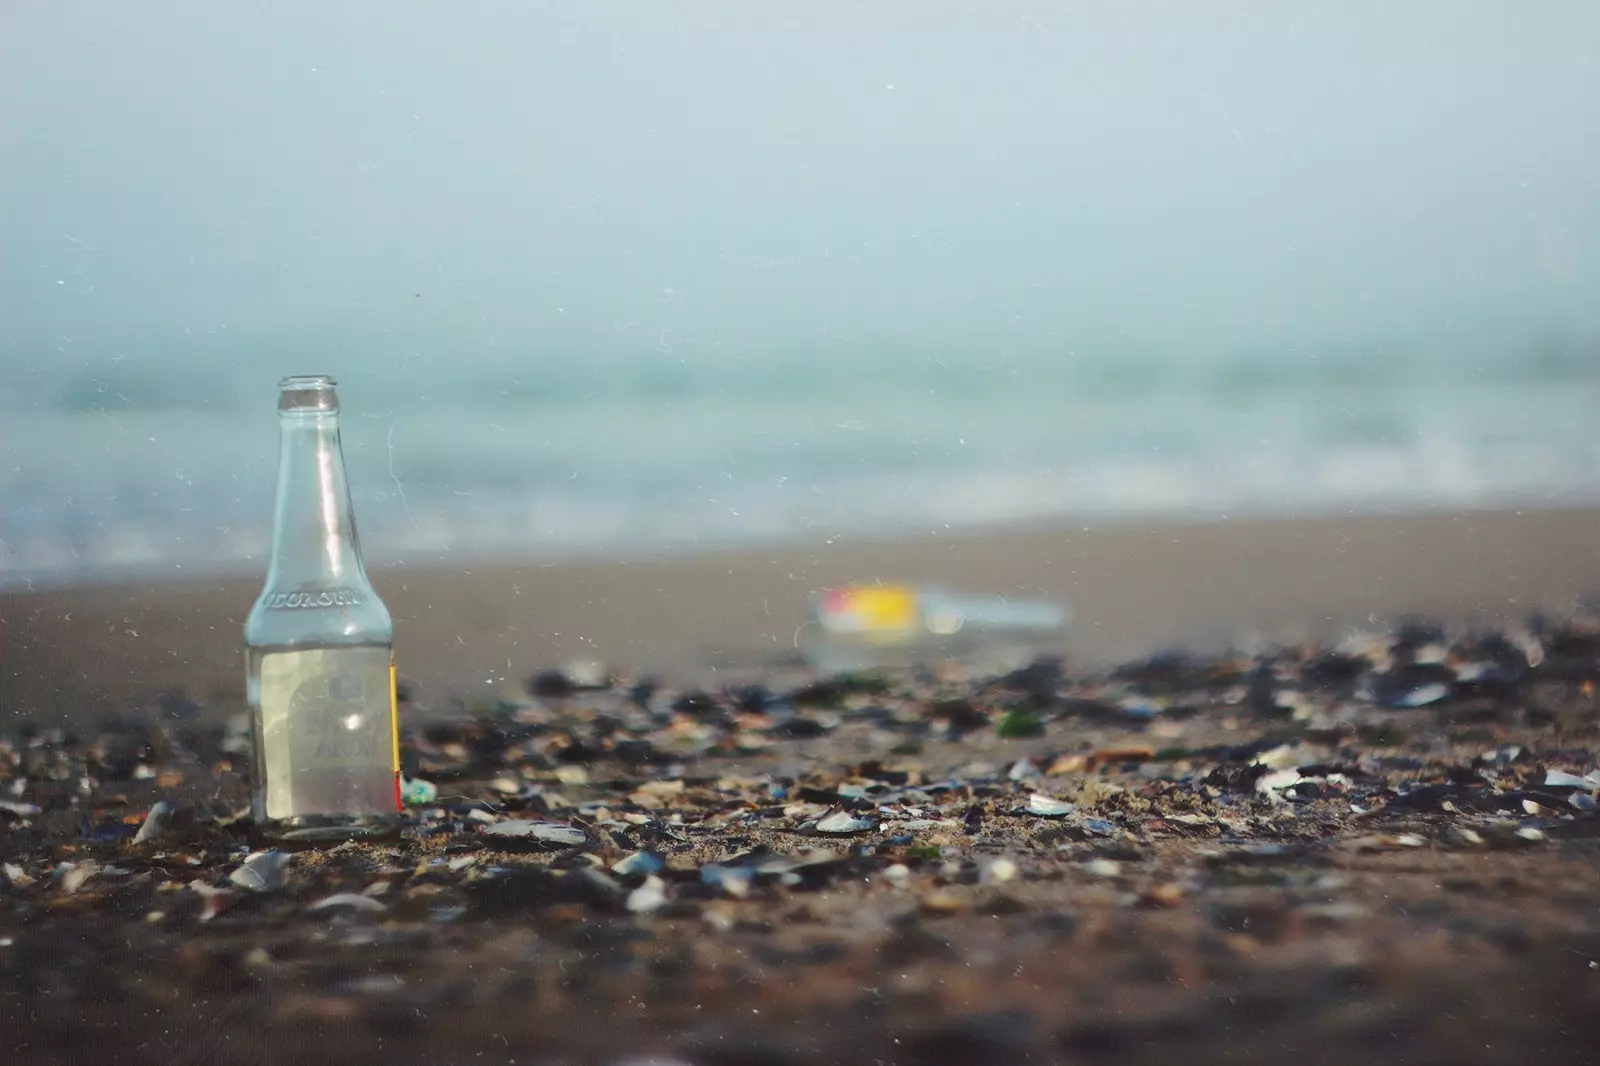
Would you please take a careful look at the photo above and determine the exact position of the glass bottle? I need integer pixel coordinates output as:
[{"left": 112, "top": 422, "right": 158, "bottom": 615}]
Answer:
[
  {"left": 799, "top": 583, "right": 1071, "bottom": 675},
  {"left": 244, "top": 374, "right": 402, "bottom": 844}
]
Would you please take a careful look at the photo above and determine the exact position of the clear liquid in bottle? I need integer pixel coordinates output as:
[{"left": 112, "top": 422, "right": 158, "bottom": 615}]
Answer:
[{"left": 244, "top": 375, "right": 402, "bottom": 844}]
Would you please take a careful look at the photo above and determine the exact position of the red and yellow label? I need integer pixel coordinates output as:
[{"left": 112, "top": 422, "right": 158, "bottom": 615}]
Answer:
[
  {"left": 817, "top": 585, "right": 918, "bottom": 634},
  {"left": 390, "top": 659, "right": 402, "bottom": 811}
]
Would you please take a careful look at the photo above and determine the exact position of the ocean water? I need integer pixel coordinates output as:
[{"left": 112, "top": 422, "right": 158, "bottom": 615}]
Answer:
[{"left": 3, "top": 333, "right": 1598, "bottom": 590}]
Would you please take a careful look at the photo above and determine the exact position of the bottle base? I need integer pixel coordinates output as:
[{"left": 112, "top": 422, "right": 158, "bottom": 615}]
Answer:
[{"left": 253, "top": 813, "right": 404, "bottom": 848}]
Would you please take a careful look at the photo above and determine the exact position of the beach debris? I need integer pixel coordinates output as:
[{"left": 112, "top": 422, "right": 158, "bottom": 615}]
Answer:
[
  {"left": 815, "top": 810, "right": 876, "bottom": 834},
  {"left": 1390, "top": 682, "right": 1450, "bottom": 708},
  {"left": 1025, "top": 794, "right": 1076, "bottom": 817},
  {"left": 483, "top": 820, "right": 588, "bottom": 848},
  {"left": 1346, "top": 833, "right": 1428, "bottom": 852},
  {"left": 612, "top": 851, "right": 665, "bottom": 878},
  {"left": 307, "top": 892, "right": 388, "bottom": 915},
  {"left": 6, "top": 603, "right": 1600, "bottom": 1062},
  {"left": 1083, "top": 859, "right": 1121, "bottom": 878},
  {"left": 59, "top": 861, "right": 99, "bottom": 895},
  {"left": 0, "top": 800, "right": 42, "bottom": 819},
  {"left": 800, "top": 583, "right": 1069, "bottom": 675},
  {"left": 1544, "top": 769, "right": 1600, "bottom": 790},
  {"left": 187, "top": 881, "right": 239, "bottom": 922},
  {"left": 230, "top": 851, "right": 292, "bottom": 893},
  {"left": 402, "top": 777, "right": 439, "bottom": 806},
  {"left": 701, "top": 864, "right": 756, "bottom": 899},
  {"left": 1255, "top": 768, "right": 1303, "bottom": 795},
  {"left": 132, "top": 801, "right": 174, "bottom": 844},
  {"left": 627, "top": 875, "right": 669, "bottom": 914}
]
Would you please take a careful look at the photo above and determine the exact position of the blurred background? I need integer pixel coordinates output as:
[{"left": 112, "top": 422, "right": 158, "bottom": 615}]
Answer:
[{"left": 2, "top": 1, "right": 1598, "bottom": 588}]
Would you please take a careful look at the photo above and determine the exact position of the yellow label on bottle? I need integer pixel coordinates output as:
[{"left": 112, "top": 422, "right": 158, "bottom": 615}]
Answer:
[
  {"left": 390, "top": 659, "right": 400, "bottom": 775},
  {"left": 818, "top": 586, "right": 918, "bottom": 634},
  {"left": 259, "top": 647, "right": 398, "bottom": 820}
]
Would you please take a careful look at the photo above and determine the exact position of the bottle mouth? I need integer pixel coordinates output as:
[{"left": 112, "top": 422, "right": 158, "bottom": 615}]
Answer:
[{"left": 278, "top": 375, "right": 339, "bottom": 413}]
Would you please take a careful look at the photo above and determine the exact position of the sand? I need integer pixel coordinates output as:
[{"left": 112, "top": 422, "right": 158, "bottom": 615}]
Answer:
[
  {"left": 7, "top": 505, "right": 1600, "bottom": 1064},
  {"left": 4, "top": 506, "right": 1600, "bottom": 720}
]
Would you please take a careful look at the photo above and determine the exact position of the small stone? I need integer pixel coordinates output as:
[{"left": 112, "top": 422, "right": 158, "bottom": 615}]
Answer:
[
  {"left": 3, "top": 862, "right": 34, "bottom": 888},
  {"left": 1392, "top": 682, "right": 1449, "bottom": 708},
  {"left": 982, "top": 858, "right": 1019, "bottom": 885},
  {"left": 1084, "top": 859, "right": 1120, "bottom": 878},
  {"left": 627, "top": 875, "right": 669, "bottom": 914},
  {"left": 229, "top": 851, "right": 291, "bottom": 893},
  {"left": 59, "top": 862, "right": 99, "bottom": 895},
  {"left": 920, "top": 890, "right": 965, "bottom": 915},
  {"left": 132, "top": 801, "right": 174, "bottom": 844},
  {"left": 1026, "top": 794, "right": 1076, "bottom": 818},
  {"left": 612, "top": 851, "right": 665, "bottom": 878},
  {"left": 631, "top": 779, "right": 686, "bottom": 803},
  {"left": 882, "top": 863, "right": 912, "bottom": 888},
  {"left": 554, "top": 765, "right": 591, "bottom": 786},
  {"left": 1143, "top": 882, "right": 1185, "bottom": 907},
  {"left": 1443, "top": 826, "right": 1485, "bottom": 848},
  {"left": 568, "top": 867, "right": 628, "bottom": 907},
  {"left": 701, "top": 865, "right": 754, "bottom": 899},
  {"left": 527, "top": 669, "right": 576, "bottom": 699},
  {"left": 816, "top": 810, "right": 876, "bottom": 834}
]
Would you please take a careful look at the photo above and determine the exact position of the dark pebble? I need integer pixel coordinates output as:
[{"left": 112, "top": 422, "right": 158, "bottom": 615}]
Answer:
[{"left": 527, "top": 669, "right": 576, "bottom": 699}]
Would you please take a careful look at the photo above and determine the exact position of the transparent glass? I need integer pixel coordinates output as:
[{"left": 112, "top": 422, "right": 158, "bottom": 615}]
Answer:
[{"left": 244, "top": 375, "right": 402, "bottom": 844}]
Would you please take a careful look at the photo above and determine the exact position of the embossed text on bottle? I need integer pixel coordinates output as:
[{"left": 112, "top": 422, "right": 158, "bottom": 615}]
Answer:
[{"left": 264, "top": 588, "right": 366, "bottom": 610}]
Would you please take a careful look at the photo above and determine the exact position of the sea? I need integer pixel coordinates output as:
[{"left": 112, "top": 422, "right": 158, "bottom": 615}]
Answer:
[{"left": 2, "top": 326, "right": 1598, "bottom": 591}]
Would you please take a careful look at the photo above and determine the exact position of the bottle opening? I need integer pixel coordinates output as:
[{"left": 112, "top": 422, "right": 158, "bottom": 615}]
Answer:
[{"left": 278, "top": 374, "right": 339, "bottom": 413}]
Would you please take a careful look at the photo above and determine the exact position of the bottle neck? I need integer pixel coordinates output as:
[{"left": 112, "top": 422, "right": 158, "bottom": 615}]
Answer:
[{"left": 264, "top": 412, "right": 369, "bottom": 588}]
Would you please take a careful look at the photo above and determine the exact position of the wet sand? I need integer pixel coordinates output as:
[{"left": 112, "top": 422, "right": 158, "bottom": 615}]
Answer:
[{"left": 4, "top": 506, "right": 1600, "bottom": 719}]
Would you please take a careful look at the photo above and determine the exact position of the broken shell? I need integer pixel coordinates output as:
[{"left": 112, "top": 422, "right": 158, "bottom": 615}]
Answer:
[
  {"left": 1025, "top": 794, "right": 1077, "bottom": 817},
  {"left": 627, "top": 875, "right": 669, "bottom": 914},
  {"left": 307, "top": 893, "right": 388, "bottom": 914},
  {"left": 229, "top": 851, "right": 291, "bottom": 893},
  {"left": 815, "top": 810, "right": 876, "bottom": 834},
  {"left": 132, "top": 801, "right": 174, "bottom": 845},
  {"left": 484, "top": 820, "right": 588, "bottom": 847},
  {"left": 612, "top": 851, "right": 665, "bottom": 878}
]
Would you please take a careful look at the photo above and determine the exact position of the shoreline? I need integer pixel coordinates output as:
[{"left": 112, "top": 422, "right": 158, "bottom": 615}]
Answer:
[{"left": 4, "top": 504, "right": 1600, "bottom": 719}]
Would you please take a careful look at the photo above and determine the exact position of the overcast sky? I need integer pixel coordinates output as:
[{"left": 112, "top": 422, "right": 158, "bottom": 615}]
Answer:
[{"left": 2, "top": 1, "right": 1597, "bottom": 377}]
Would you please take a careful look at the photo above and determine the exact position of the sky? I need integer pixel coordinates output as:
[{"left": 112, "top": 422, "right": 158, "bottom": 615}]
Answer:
[{"left": 1, "top": 1, "right": 1598, "bottom": 387}]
